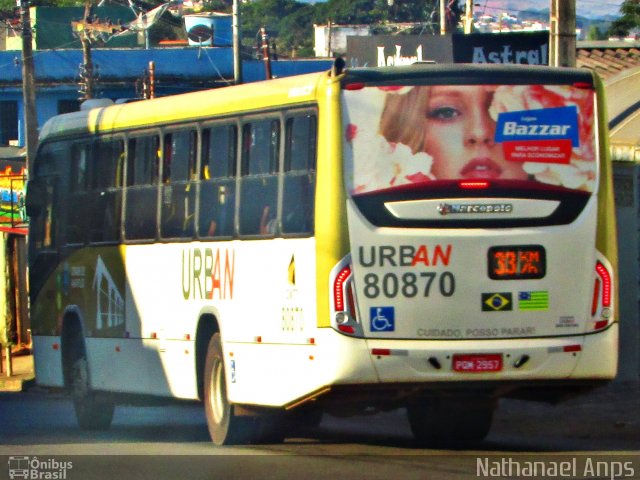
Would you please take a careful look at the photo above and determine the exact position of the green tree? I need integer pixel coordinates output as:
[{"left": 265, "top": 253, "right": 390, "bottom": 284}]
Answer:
[
  {"left": 587, "top": 24, "right": 607, "bottom": 41},
  {"left": 239, "top": 0, "right": 305, "bottom": 57},
  {"left": 608, "top": 0, "right": 640, "bottom": 38}
]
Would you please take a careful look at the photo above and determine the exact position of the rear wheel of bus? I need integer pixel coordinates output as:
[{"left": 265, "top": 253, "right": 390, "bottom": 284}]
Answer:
[
  {"left": 406, "top": 396, "right": 495, "bottom": 448},
  {"left": 204, "top": 333, "right": 254, "bottom": 445}
]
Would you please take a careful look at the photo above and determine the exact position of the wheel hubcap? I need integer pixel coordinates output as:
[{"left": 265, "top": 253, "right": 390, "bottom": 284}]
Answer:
[{"left": 210, "top": 358, "right": 227, "bottom": 424}]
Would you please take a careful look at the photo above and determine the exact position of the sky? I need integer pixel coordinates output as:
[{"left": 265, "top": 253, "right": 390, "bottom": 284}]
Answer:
[
  {"left": 298, "top": 1, "right": 626, "bottom": 20},
  {"left": 483, "top": 1, "right": 625, "bottom": 19}
]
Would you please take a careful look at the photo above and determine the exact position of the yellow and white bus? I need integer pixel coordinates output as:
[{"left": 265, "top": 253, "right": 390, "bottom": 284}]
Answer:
[{"left": 27, "top": 62, "right": 618, "bottom": 447}]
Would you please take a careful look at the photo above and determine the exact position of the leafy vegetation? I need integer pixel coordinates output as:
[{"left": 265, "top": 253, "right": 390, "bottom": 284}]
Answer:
[
  {"left": 608, "top": 0, "right": 640, "bottom": 38},
  {"left": 1, "top": 0, "right": 635, "bottom": 55}
]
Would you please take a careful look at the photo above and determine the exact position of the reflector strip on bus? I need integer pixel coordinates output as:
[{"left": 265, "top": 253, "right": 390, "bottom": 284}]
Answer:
[{"left": 371, "top": 348, "right": 408, "bottom": 357}]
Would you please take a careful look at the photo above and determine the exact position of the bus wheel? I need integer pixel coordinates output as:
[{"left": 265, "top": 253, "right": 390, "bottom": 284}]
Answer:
[
  {"left": 69, "top": 355, "right": 115, "bottom": 430},
  {"left": 406, "top": 397, "right": 494, "bottom": 448},
  {"left": 204, "top": 333, "right": 252, "bottom": 445}
]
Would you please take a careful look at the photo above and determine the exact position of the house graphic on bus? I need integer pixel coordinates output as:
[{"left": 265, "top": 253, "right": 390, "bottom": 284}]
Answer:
[{"left": 93, "top": 255, "right": 124, "bottom": 330}]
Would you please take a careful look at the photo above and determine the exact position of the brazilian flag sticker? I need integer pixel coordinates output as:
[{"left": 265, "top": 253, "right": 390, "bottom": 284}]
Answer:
[{"left": 482, "top": 293, "right": 513, "bottom": 312}]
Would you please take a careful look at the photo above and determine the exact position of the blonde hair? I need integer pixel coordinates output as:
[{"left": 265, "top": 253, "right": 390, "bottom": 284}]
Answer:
[{"left": 379, "top": 86, "right": 430, "bottom": 154}]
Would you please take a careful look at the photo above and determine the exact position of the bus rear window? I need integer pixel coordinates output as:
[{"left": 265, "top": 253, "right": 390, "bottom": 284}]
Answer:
[{"left": 342, "top": 84, "right": 596, "bottom": 196}]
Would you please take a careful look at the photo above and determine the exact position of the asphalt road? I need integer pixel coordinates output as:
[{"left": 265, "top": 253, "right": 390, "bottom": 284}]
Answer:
[{"left": 0, "top": 385, "right": 639, "bottom": 480}]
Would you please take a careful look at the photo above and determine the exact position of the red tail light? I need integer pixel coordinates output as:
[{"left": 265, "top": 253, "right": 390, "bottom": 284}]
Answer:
[
  {"left": 592, "top": 261, "right": 613, "bottom": 330},
  {"left": 330, "top": 255, "right": 363, "bottom": 337},
  {"left": 333, "top": 265, "right": 351, "bottom": 312},
  {"left": 595, "top": 262, "right": 611, "bottom": 307},
  {"left": 459, "top": 180, "right": 489, "bottom": 190}
]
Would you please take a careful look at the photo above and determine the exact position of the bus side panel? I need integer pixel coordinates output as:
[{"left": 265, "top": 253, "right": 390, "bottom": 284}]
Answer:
[
  {"left": 32, "top": 336, "right": 64, "bottom": 387},
  {"left": 314, "top": 74, "right": 350, "bottom": 329},
  {"left": 225, "top": 329, "right": 379, "bottom": 407},
  {"left": 571, "top": 323, "right": 619, "bottom": 379}
]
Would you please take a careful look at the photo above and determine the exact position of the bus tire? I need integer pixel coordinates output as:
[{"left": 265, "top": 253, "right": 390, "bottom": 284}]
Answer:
[
  {"left": 406, "top": 397, "right": 494, "bottom": 448},
  {"left": 69, "top": 354, "right": 115, "bottom": 431},
  {"left": 204, "top": 333, "right": 253, "bottom": 445}
]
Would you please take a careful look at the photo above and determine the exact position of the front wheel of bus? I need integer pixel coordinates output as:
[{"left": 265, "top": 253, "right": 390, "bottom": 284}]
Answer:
[
  {"left": 204, "top": 333, "right": 252, "bottom": 445},
  {"left": 407, "top": 397, "right": 494, "bottom": 448},
  {"left": 69, "top": 355, "right": 115, "bottom": 431}
]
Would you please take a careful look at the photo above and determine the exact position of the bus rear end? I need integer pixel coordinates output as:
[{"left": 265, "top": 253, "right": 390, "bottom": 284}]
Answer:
[{"left": 333, "top": 64, "right": 617, "bottom": 445}]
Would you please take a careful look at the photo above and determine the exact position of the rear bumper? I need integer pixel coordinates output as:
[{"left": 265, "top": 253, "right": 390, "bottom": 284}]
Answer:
[{"left": 363, "top": 323, "right": 618, "bottom": 383}]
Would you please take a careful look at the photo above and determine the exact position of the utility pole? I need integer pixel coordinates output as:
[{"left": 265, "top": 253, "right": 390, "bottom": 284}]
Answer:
[
  {"left": 232, "top": 0, "right": 242, "bottom": 85},
  {"left": 260, "top": 27, "right": 272, "bottom": 80},
  {"left": 549, "top": 0, "right": 576, "bottom": 67},
  {"left": 79, "top": 3, "right": 94, "bottom": 99},
  {"left": 72, "top": 5, "right": 124, "bottom": 99},
  {"left": 17, "top": 0, "right": 38, "bottom": 173},
  {"left": 464, "top": 0, "right": 473, "bottom": 34}
]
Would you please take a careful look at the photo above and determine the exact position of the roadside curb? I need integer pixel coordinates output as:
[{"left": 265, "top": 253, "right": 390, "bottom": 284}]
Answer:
[
  {"left": 0, "top": 352, "right": 35, "bottom": 393},
  {"left": 0, "top": 375, "right": 35, "bottom": 393}
]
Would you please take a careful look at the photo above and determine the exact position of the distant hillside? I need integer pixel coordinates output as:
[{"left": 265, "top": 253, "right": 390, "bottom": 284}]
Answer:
[
  {"left": 480, "top": 0, "right": 622, "bottom": 20},
  {"left": 297, "top": 1, "right": 623, "bottom": 20}
]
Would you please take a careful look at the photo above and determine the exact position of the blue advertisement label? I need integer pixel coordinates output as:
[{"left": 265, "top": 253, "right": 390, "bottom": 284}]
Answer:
[{"left": 495, "top": 106, "right": 579, "bottom": 147}]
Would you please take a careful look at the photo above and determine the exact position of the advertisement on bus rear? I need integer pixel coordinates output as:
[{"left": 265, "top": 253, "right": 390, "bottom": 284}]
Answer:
[{"left": 342, "top": 83, "right": 596, "bottom": 195}]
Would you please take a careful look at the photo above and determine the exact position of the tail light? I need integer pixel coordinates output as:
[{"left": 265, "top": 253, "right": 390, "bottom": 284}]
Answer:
[
  {"left": 591, "top": 260, "right": 613, "bottom": 330},
  {"left": 330, "top": 254, "right": 363, "bottom": 337},
  {"left": 459, "top": 180, "right": 489, "bottom": 190}
]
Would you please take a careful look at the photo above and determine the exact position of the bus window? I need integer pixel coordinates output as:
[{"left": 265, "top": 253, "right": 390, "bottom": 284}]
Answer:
[
  {"left": 67, "top": 142, "right": 91, "bottom": 245},
  {"left": 239, "top": 119, "right": 280, "bottom": 236},
  {"left": 29, "top": 142, "right": 63, "bottom": 252},
  {"left": 124, "top": 135, "right": 160, "bottom": 241},
  {"left": 161, "top": 130, "right": 197, "bottom": 239},
  {"left": 90, "top": 138, "right": 124, "bottom": 243},
  {"left": 282, "top": 113, "right": 316, "bottom": 235},
  {"left": 199, "top": 124, "right": 237, "bottom": 238}
]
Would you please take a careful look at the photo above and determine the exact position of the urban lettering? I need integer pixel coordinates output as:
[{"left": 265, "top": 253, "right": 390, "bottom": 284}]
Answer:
[
  {"left": 358, "top": 244, "right": 452, "bottom": 267},
  {"left": 182, "top": 247, "right": 235, "bottom": 300}
]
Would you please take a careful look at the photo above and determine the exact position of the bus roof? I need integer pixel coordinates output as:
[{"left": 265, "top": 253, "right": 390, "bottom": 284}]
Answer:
[
  {"left": 39, "top": 70, "right": 329, "bottom": 142},
  {"left": 342, "top": 63, "right": 598, "bottom": 87}
]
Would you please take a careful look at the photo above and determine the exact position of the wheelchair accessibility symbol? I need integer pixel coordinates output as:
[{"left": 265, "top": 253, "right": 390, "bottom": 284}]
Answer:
[{"left": 370, "top": 306, "right": 395, "bottom": 332}]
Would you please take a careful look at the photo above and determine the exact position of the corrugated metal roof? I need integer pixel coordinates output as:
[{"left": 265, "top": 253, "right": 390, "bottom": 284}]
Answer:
[{"left": 0, "top": 48, "right": 332, "bottom": 87}]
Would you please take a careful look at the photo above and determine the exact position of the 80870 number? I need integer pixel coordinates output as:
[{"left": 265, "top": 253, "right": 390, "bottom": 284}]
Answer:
[{"left": 363, "top": 272, "right": 456, "bottom": 299}]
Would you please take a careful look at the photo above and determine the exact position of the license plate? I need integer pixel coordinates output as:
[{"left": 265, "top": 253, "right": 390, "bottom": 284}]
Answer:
[{"left": 452, "top": 354, "right": 503, "bottom": 372}]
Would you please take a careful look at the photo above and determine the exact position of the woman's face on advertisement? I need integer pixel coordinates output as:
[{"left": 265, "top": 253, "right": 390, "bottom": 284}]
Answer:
[{"left": 422, "top": 85, "right": 528, "bottom": 180}]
